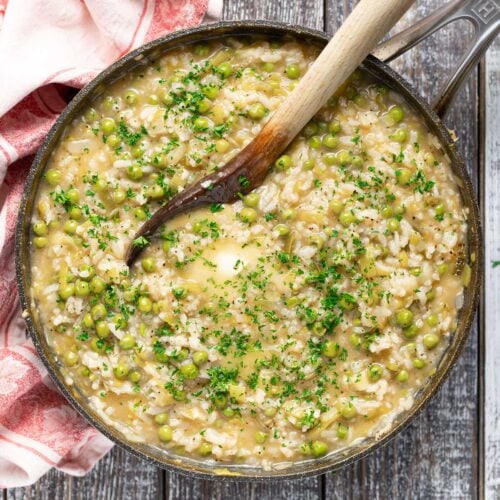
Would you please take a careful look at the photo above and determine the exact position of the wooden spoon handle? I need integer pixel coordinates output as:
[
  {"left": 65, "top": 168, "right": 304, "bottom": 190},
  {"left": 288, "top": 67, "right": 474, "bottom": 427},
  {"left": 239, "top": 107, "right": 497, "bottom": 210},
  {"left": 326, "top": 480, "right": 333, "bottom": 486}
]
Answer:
[
  {"left": 126, "top": 0, "right": 414, "bottom": 265},
  {"left": 262, "top": 0, "right": 415, "bottom": 147}
]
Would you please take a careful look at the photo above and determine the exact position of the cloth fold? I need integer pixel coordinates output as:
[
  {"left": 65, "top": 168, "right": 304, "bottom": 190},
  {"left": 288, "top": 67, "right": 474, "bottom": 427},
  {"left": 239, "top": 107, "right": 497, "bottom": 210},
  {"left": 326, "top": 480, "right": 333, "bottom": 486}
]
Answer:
[{"left": 0, "top": 0, "right": 222, "bottom": 488}]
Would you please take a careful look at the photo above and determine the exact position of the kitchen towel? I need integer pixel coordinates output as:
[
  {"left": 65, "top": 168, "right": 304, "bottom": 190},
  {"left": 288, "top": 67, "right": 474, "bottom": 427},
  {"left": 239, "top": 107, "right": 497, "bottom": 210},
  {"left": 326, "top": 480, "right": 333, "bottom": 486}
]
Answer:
[{"left": 0, "top": 0, "right": 222, "bottom": 488}]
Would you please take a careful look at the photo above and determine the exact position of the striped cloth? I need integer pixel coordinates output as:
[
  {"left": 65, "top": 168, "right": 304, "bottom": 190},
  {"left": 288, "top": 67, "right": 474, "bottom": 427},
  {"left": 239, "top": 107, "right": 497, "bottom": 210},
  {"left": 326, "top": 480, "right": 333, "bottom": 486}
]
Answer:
[{"left": 0, "top": 0, "right": 222, "bottom": 488}]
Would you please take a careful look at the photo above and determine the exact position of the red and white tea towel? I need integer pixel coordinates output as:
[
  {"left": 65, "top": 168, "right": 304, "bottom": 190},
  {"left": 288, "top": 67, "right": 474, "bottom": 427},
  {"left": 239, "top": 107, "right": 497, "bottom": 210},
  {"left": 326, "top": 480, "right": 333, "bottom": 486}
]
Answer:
[{"left": 0, "top": 0, "right": 222, "bottom": 488}]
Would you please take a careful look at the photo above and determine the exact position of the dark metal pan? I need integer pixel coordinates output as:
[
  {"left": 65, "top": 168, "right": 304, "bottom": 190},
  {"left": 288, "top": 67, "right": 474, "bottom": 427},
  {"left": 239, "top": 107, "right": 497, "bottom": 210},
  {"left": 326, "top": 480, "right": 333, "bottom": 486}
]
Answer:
[{"left": 15, "top": 0, "right": 498, "bottom": 481}]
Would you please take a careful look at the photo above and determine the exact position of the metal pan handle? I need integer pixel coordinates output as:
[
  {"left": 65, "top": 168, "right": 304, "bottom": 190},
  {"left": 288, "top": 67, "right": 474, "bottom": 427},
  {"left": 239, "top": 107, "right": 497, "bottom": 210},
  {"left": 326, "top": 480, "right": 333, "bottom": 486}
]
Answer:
[{"left": 372, "top": 0, "right": 500, "bottom": 118}]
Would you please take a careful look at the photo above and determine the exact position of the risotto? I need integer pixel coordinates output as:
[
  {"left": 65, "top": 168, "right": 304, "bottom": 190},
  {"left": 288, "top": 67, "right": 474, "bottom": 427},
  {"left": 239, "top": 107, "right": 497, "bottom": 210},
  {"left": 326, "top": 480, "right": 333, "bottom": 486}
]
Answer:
[{"left": 29, "top": 36, "right": 471, "bottom": 469}]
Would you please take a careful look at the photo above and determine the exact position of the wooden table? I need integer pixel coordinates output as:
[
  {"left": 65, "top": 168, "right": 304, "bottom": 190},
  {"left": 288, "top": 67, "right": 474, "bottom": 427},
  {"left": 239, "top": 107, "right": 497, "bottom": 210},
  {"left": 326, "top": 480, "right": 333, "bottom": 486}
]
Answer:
[{"left": 5, "top": 1, "right": 499, "bottom": 498}]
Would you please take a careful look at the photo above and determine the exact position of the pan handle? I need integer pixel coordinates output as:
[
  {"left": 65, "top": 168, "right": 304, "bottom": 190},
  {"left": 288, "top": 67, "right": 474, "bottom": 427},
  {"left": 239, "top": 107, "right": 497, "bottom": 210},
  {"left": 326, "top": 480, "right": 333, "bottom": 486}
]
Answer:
[{"left": 372, "top": 0, "right": 500, "bottom": 118}]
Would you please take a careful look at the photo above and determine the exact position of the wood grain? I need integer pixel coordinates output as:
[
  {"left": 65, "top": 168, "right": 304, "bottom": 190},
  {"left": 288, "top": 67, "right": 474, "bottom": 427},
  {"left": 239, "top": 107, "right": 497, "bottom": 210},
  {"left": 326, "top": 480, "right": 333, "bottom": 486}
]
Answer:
[
  {"left": 3, "top": 1, "right": 489, "bottom": 499},
  {"left": 482, "top": 36, "right": 500, "bottom": 500},
  {"left": 325, "top": 2, "right": 480, "bottom": 498}
]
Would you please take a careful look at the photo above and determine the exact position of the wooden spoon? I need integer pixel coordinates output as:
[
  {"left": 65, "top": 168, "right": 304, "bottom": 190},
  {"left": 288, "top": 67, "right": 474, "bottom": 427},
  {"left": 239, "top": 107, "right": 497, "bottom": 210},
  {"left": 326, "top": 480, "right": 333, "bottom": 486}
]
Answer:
[{"left": 126, "top": 0, "right": 415, "bottom": 266}]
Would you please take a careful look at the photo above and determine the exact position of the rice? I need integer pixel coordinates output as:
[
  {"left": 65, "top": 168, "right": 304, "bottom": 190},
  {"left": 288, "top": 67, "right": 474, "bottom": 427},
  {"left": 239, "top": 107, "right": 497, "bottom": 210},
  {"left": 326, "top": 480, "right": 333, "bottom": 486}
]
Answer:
[{"left": 29, "top": 36, "right": 469, "bottom": 468}]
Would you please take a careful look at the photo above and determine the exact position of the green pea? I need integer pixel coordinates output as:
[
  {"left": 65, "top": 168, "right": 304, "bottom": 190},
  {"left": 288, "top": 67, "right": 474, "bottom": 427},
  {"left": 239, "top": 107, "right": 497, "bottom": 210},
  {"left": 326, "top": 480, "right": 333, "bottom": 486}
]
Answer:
[
  {"left": 368, "top": 363, "right": 383, "bottom": 381},
  {"left": 134, "top": 208, "right": 147, "bottom": 221},
  {"left": 102, "top": 96, "right": 114, "bottom": 110},
  {"left": 58, "top": 283, "right": 75, "bottom": 301},
  {"left": 193, "top": 116, "right": 209, "bottom": 131},
  {"left": 132, "top": 145, "right": 145, "bottom": 158},
  {"left": 119, "top": 334, "right": 135, "bottom": 350},
  {"left": 435, "top": 203, "right": 446, "bottom": 216},
  {"left": 255, "top": 431, "right": 268, "bottom": 444},
  {"left": 79, "top": 366, "right": 91, "bottom": 377},
  {"left": 152, "top": 152, "right": 168, "bottom": 168},
  {"left": 33, "top": 221, "right": 48, "bottom": 236},
  {"left": 339, "top": 403, "right": 357, "bottom": 419},
  {"left": 114, "top": 363, "right": 130, "bottom": 379},
  {"left": 311, "top": 440, "right": 328, "bottom": 457},
  {"left": 387, "top": 218, "right": 400, "bottom": 232},
  {"left": 423, "top": 332, "right": 439, "bottom": 349},
  {"left": 303, "top": 122, "right": 319, "bottom": 137},
  {"left": 339, "top": 210, "right": 356, "bottom": 227},
  {"left": 282, "top": 208, "right": 296, "bottom": 220},
  {"left": 217, "top": 62, "right": 233, "bottom": 78},
  {"left": 138, "top": 296, "right": 152, "bottom": 313},
  {"left": 300, "top": 159, "right": 314, "bottom": 171},
  {"left": 193, "top": 351, "right": 208, "bottom": 366},
  {"left": 426, "top": 289, "right": 436, "bottom": 301},
  {"left": 426, "top": 314, "right": 439, "bottom": 327},
  {"left": 90, "top": 337, "right": 106, "bottom": 353},
  {"left": 197, "top": 98, "right": 211, "bottom": 114},
  {"left": 85, "top": 108, "right": 98, "bottom": 122},
  {"left": 243, "top": 193, "right": 260, "bottom": 207},
  {"left": 125, "top": 89, "right": 138, "bottom": 105},
  {"left": 323, "top": 341, "right": 340, "bottom": 358},
  {"left": 95, "top": 321, "right": 110, "bottom": 338},
  {"left": 285, "top": 63, "right": 300, "bottom": 79},
  {"left": 64, "top": 351, "right": 79, "bottom": 367},
  {"left": 396, "top": 308, "right": 413, "bottom": 328},
  {"left": 336, "top": 150, "right": 352, "bottom": 165},
  {"left": 239, "top": 207, "right": 257, "bottom": 223},
  {"left": 275, "top": 224, "right": 290, "bottom": 237},
  {"left": 91, "top": 303, "right": 107, "bottom": 320},
  {"left": 397, "top": 370, "right": 409, "bottom": 383},
  {"left": 140, "top": 257, "right": 155, "bottom": 273},
  {"left": 33, "top": 237, "right": 48, "bottom": 248},
  {"left": 264, "top": 407, "right": 277, "bottom": 417},
  {"left": 337, "top": 423, "right": 349, "bottom": 439},
  {"left": 194, "top": 43, "right": 209, "bottom": 56},
  {"left": 393, "top": 128, "right": 408, "bottom": 143},
  {"left": 94, "top": 178, "right": 107, "bottom": 192},
  {"left": 323, "top": 153, "right": 337, "bottom": 165},
  {"left": 75, "top": 280, "right": 90, "bottom": 297},
  {"left": 203, "top": 84, "right": 219, "bottom": 99},
  {"left": 154, "top": 412, "right": 169, "bottom": 425},
  {"left": 349, "top": 333, "right": 361, "bottom": 348},
  {"left": 63, "top": 220, "right": 77, "bottom": 235},
  {"left": 389, "top": 105, "right": 405, "bottom": 123},
  {"left": 112, "top": 188, "right": 126, "bottom": 204},
  {"left": 248, "top": 102, "right": 267, "bottom": 120},
  {"left": 351, "top": 155, "right": 364, "bottom": 168},
  {"left": 285, "top": 296, "right": 299, "bottom": 307},
  {"left": 128, "top": 370, "right": 142, "bottom": 383},
  {"left": 275, "top": 154, "right": 292, "bottom": 171},
  {"left": 127, "top": 164, "right": 143, "bottom": 181},
  {"left": 89, "top": 276, "right": 105, "bottom": 294},
  {"left": 69, "top": 206, "right": 83, "bottom": 221},
  {"left": 381, "top": 206, "right": 393, "bottom": 218},
  {"left": 329, "top": 199, "right": 344, "bottom": 214},
  {"left": 148, "top": 94, "right": 159, "bottom": 105},
  {"left": 181, "top": 363, "right": 199, "bottom": 379},
  {"left": 437, "top": 263, "right": 449, "bottom": 276},
  {"left": 147, "top": 184, "right": 165, "bottom": 199},
  {"left": 82, "top": 313, "right": 94, "bottom": 328},
  {"left": 308, "top": 136, "right": 322, "bottom": 149},
  {"left": 262, "top": 62, "right": 275, "bottom": 72},
  {"left": 410, "top": 267, "right": 422, "bottom": 277},
  {"left": 214, "top": 394, "right": 227, "bottom": 409},
  {"left": 413, "top": 358, "right": 425, "bottom": 369},
  {"left": 105, "top": 135, "right": 120, "bottom": 151},
  {"left": 328, "top": 119, "right": 341, "bottom": 134},
  {"left": 45, "top": 169, "right": 62, "bottom": 186},
  {"left": 312, "top": 322, "right": 326, "bottom": 337},
  {"left": 198, "top": 443, "right": 212, "bottom": 456},
  {"left": 322, "top": 134, "right": 338, "bottom": 149},
  {"left": 403, "top": 324, "right": 419, "bottom": 339},
  {"left": 65, "top": 189, "right": 79, "bottom": 205},
  {"left": 397, "top": 168, "right": 412, "bottom": 184},
  {"left": 100, "top": 118, "right": 116, "bottom": 135}
]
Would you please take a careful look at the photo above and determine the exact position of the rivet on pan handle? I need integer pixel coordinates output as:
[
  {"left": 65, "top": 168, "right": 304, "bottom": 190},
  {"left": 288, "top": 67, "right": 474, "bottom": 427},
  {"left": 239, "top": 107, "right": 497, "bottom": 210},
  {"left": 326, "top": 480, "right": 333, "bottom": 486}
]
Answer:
[{"left": 372, "top": 0, "right": 500, "bottom": 118}]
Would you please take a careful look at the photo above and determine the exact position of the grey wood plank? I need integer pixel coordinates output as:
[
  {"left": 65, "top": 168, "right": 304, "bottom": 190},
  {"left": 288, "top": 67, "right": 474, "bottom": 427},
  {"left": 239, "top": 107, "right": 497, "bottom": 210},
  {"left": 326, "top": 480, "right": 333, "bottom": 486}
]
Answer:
[
  {"left": 324, "top": 1, "right": 480, "bottom": 498},
  {"left": 482, "top": 36, "right": 500, "bottom": 500},
  {"left": 165, "top": 1, "right": 326, "bottom": 498},
  {"left": 5, "top": 446, "right": 163, "bottom": 500}
]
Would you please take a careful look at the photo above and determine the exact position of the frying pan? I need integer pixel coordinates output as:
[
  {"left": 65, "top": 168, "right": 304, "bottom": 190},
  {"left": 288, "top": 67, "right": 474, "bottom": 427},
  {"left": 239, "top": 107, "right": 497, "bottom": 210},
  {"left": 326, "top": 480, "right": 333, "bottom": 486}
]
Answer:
[{"left": 15, "top": 0, "right": 498, "bottom": 480}]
